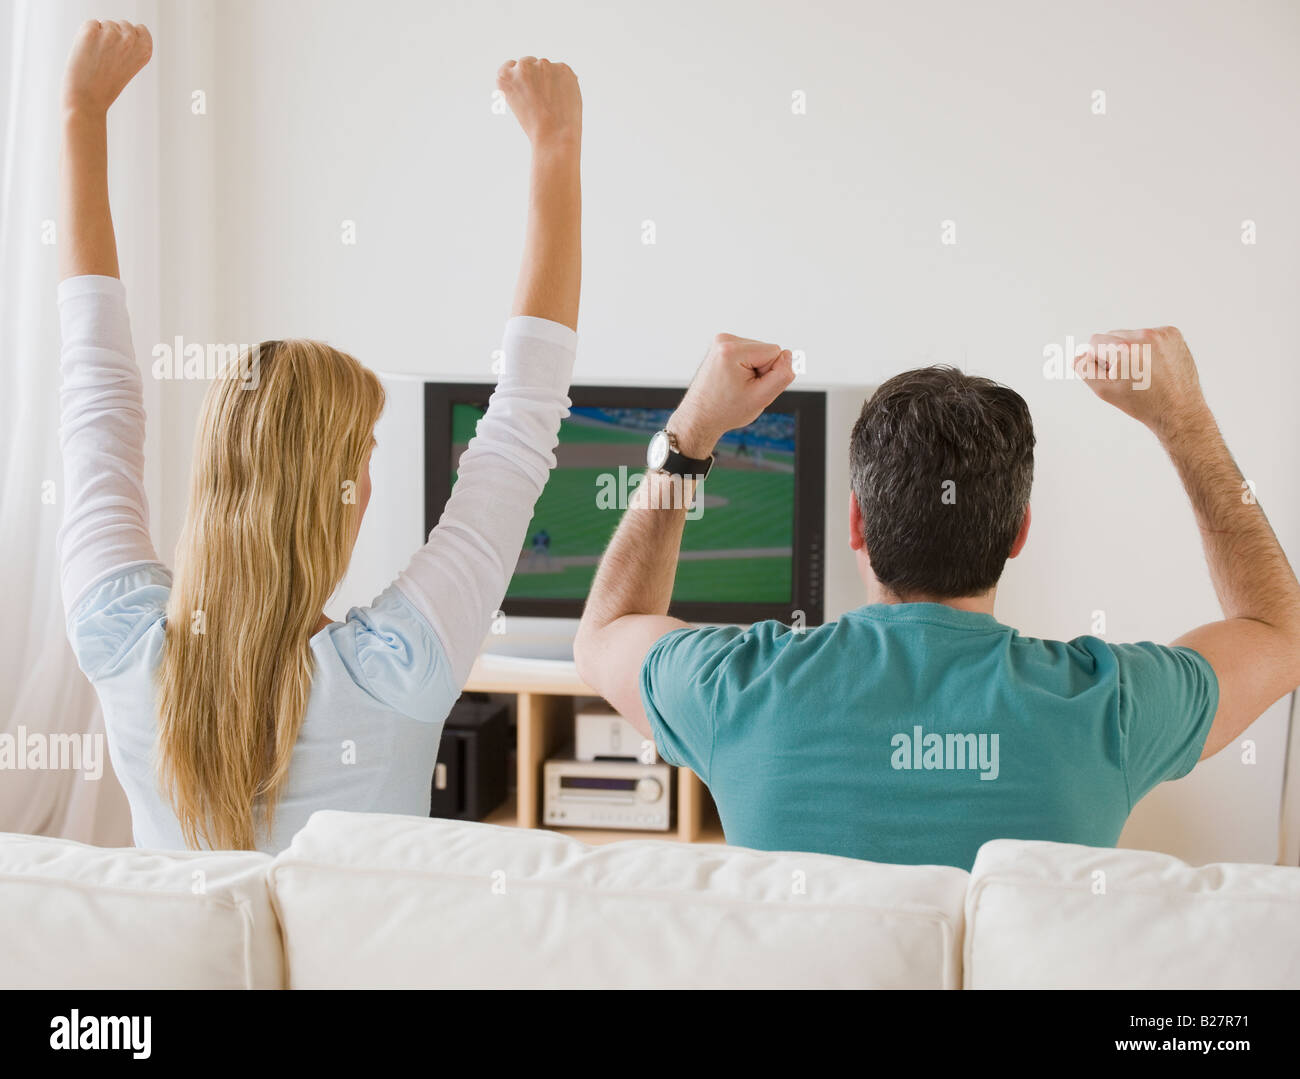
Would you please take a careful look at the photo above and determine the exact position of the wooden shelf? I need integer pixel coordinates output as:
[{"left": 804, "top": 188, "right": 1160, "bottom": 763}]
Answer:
[
  {"left": 464, "top": 656, "right": 592, "bottom": 697},
  {"left": 464, "top": 657, "right": 724, "bottom": 845}
]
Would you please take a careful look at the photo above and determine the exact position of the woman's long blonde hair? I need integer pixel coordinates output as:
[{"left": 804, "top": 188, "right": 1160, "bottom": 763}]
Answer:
[{"left": 157, "top": 340, "right": 385, "bottom": 850}]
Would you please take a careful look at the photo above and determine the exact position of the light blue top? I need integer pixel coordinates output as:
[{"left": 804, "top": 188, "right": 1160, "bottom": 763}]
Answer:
[
  {"left": 57, "top": 275, "right": 577, "bottom": 853},
  {"left": 69, "top": 564, "right": 458, "bottom": 853},
  {"left": 640, "top": 604, "right": 1219, "bottom": 870}
]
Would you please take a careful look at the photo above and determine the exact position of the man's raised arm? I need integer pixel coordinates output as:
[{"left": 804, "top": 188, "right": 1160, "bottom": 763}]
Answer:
[
  {"left": 574, "top": 336, "right": 794, "bottom": 735},
  {"left": 1077, "top": 327, "right": 1300, "bottom": 758}
]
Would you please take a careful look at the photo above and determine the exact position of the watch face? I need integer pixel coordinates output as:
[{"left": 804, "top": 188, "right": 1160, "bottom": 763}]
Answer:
[{"left": 647, "top": 430, "right": 670, "bottom": 469}]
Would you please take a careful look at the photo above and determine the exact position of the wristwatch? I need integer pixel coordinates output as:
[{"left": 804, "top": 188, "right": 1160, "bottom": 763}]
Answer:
[{"left": 647, "top": 429, "right": 713, "bottom": 480}]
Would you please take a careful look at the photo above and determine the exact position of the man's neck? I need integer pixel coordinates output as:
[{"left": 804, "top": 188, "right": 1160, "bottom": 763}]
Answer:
[{"left": 865, "top": 585, "right": 998, "bottom": 617}]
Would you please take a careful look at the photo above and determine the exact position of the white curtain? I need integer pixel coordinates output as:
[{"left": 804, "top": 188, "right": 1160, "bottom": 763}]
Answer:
[{"left": 0, "top": 0, "right": 160, "bottom": 844}]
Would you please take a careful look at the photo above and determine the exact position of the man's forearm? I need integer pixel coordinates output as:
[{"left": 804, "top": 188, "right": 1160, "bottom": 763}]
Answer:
[
  {"left": 573, "top": 335, "right": 793, "bottom": 720},
  {"left": 1159, "top": 403, "right": 1300, "bottom": 632},
  {"left": 580, "top": 370, "right": 787, "bottom": 634},
  {"left": 512, "top": 140, "right": 581, "bottom": 331},
  {"left": 582, "top": 473, "right": 691, "bottom": 631},
  {"left": 59, "top": 110, "right": 119, "bottom": 280}
]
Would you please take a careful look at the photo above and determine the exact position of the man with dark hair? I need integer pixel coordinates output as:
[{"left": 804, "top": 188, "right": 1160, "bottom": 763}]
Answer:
[
  {"left": 573, "top": 332, "right": 1300, "bottom": 869},
  {"left": 849, "top": 366, "right": 1035, "bottom": 599}
]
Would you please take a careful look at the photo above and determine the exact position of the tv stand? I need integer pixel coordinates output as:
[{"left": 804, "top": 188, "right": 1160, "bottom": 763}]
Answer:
[
  {"left": 479, "top": 639, "right": 575, "bottom": 663},
  {"left": 464, "top": 655, "right": 722, "bottom": 845},
  {"left": 477, "top": 616, "right": 580, "bottom": 663}
]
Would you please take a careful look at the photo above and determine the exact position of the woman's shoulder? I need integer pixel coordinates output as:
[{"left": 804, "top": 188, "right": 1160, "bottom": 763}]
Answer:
[
  {"left": 316, "top": 584, "right": 459, "bottom": 721},
  {"left": 66, "top": 562, "right": 172, "bottom": 680}
]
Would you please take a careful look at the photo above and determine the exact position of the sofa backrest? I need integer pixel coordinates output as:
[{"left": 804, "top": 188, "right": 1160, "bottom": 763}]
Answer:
[
  {"left": 6, "top": 813, "right": 1298, "bottom": 989},
  {"left": 268, "top": 811, "right": 970, "bottom": 989},
  {"left": 0, "top": 831, "right": 282, "bottom": 989},
  {"left": 965, "top": 838, "right": 1300, "bottom": 988}
]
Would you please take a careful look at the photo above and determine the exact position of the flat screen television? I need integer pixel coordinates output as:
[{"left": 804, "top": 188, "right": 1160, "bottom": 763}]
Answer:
[{"left": 424, "top": 384, "right": 827, "bottom": 626}]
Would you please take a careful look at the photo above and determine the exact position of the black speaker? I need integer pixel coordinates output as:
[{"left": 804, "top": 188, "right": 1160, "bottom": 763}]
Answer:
[{"left": 429, "top": 696, "right": 509, "bottom": 821}]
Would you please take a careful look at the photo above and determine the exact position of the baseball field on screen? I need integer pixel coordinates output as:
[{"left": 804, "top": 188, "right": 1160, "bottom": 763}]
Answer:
[{"left": 450, "top": 404, "right": 796, "bottom": 604}]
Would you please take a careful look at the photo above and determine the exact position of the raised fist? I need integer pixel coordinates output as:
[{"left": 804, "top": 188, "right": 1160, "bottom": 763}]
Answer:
[
  {"left": 496, "top": 57, "right": 581, "bottom": 148},
  {"left": 1075, "top": 326, "right": 1205, "bottom": 435},
  {"left": 672, "top": 334, "right": 796, "bottom": 456},
  {"left": 63, "top": 20, "right": 152, "bottom": 115}
]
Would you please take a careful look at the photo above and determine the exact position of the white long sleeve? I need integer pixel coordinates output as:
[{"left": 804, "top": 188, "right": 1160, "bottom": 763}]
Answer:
[
  {"left": 392, "top": 316, "right": 576, "bottom": 687},
  {"left": 56, "top": 273, "right": 577, "bottom": 689},
  {"left": 55, "top": 278, "right": 576, "bottom": 853},
  {"left": 56, "top": 275, "right": 160, "bottom": 618}
]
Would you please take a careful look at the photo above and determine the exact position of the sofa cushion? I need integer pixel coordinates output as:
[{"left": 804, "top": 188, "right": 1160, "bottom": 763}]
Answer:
[
  {"left": 965, "top": 839, "right": 1300, "bottom": 988},
  {"left": 0, "top": 832, "right": 282, "bottom": 989},
  {"left": 269, "top": 811, "right": 969, "bottom": 988}
]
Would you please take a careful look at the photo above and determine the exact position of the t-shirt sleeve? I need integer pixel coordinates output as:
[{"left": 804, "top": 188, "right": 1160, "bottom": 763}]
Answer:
[
  {"left": 66, "top": 563, "right": 173, "bottom": 680},
  {"left": 1111, "top": 641, "right": 1219, "bottom": 804},
  {"left": 638, "top": 625, "right": 744, "bottom": 782},
  {"left": 330, "top": 584, "right": 460, "bottom": 725}
]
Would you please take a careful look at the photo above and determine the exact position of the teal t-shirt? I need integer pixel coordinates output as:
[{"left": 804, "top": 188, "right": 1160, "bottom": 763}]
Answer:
[{"left": 638, "top": 604, "right": 1218, "bottom": 870}]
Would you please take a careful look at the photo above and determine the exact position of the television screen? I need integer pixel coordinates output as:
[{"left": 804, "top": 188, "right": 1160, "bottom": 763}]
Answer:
[
  {"left": 450, "top": 404, "right": 796, "bottom": 604},
  {"left": 426, "top": 384, "right": 825, "bottom": 625}
]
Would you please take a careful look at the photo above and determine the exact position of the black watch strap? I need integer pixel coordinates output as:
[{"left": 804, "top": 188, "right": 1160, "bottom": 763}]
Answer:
[
  {"left": 649, "top": 429, "right": 714, "bottom": 480},
  {"left": 663, "top": 444, "right": 713, "bottom": 480}
]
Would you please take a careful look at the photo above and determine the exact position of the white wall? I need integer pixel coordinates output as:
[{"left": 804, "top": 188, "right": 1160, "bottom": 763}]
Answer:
[{"left": 146, "top": 0, "right": 1299, "bottom": 864}]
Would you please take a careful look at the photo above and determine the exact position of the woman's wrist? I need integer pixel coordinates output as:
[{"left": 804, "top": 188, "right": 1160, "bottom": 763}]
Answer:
[
  {"left": 529, "top": 129, "right": 581, "bottom": 160},
  {"left": 62, "top": 104, "right": 108, "bottom": 130}
]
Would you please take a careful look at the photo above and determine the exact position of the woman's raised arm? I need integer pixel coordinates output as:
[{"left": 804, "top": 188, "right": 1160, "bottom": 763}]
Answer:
[
  {"left": 59, "top": 20, "right": 151, "bottom": 281},
  {"left": 390, "top": 57, "right": 583, "bottom": 688},
  {"left": 56, "top": 21, "right": 159, "bottom": 616}
]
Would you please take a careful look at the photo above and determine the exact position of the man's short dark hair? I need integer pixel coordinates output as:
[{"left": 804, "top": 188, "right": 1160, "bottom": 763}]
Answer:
[{"left": 849, "top": 366, "right": 1035, "bottom": 599}]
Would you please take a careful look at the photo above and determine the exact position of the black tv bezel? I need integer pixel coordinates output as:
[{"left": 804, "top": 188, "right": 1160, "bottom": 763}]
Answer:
[{"left": 424, "top": 383, "right": 826, "bottom": 627}]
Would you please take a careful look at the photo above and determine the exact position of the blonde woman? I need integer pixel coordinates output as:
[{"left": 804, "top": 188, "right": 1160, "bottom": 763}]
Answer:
[{"left": 57, "top": 21, "right": 582, "bottom": 852}]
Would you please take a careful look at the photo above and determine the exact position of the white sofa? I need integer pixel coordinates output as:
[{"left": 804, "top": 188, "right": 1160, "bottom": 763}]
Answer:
[{"left": 2, "top": 810, "right": 1297, "bottom": 989}]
